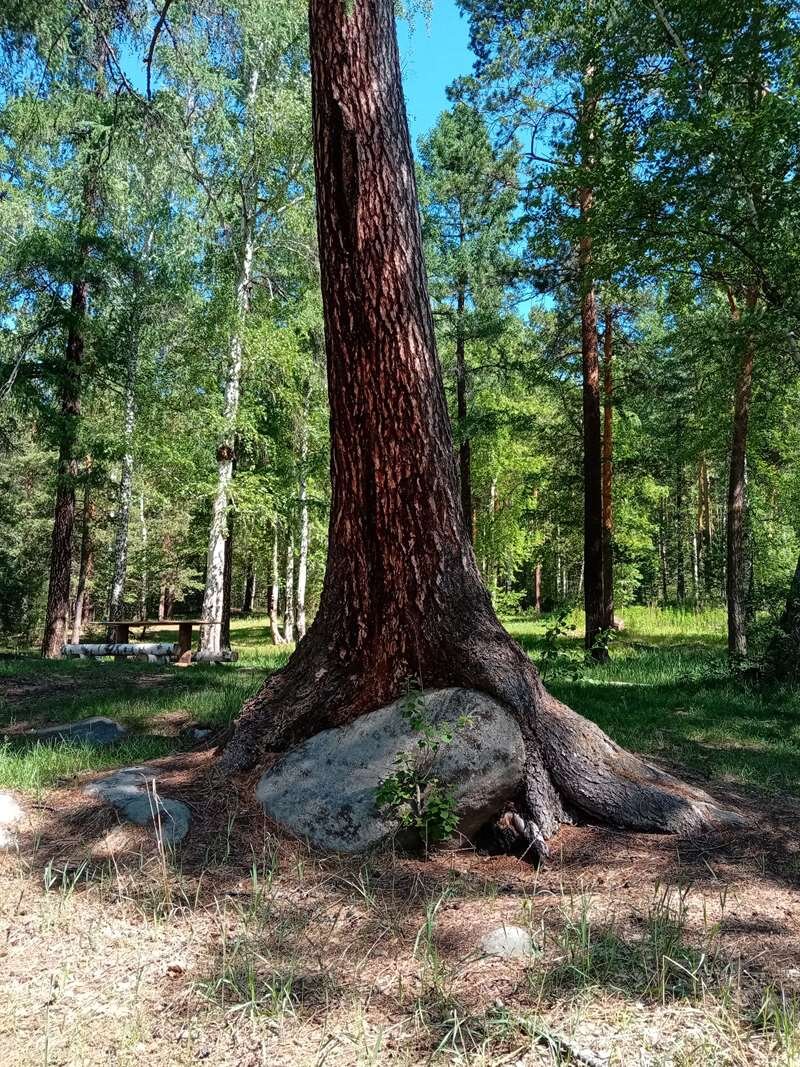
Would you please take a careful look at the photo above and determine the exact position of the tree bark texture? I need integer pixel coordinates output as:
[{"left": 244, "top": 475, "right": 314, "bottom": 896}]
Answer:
[
  {"left": 579, "top": 215, "right": 604, "bottom": 657},
  {"left": 71, "top": 479, "right": 95, "bottom": 644},
  {"left": 601, "top": 308, "right": 614, "bottom": 631},
  {"left": 42, "top": 278, "right": 86, "bottom": 657},
  {"left": 455, "top": 284, "right": 472, "bottom": 542},
  {"left": 221, "top": 510, "right": 234, "bottom": 651},
  {"left": 221, "top": 0, "right": 741, "bottom": 852}
]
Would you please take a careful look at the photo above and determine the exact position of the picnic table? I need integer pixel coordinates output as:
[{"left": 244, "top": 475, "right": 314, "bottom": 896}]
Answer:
[{"left": 99, "top": 619, "right": 220, "bottom": 666}]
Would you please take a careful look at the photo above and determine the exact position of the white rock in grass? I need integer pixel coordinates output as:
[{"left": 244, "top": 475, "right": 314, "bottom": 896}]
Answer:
[
  {"left": 479, "top": 925, "right": 534, "bottom": 959},
  {"left": 0, "top": 793, "right": 23, "bottom": 826}
]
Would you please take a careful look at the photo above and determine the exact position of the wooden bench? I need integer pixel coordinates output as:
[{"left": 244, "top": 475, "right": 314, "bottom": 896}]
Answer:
[
  {"left": 97, "top": 620, "right": 227, "bottom": 666},
  {"left": 62, "top": 642, "right": 177, "bottom": 664}
]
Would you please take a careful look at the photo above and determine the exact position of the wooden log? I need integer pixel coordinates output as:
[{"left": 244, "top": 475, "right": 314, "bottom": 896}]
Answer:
[{"left": 62, "top": 642, "right": 178, "bottom": 658}]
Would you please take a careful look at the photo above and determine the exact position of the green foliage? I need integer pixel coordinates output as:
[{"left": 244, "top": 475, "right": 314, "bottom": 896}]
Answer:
[{"left": 375, "top": 683, "right": 471, "bottom": 850}]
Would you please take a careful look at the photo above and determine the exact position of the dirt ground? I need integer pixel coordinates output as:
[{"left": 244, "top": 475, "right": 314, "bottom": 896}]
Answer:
[{"left": 1, "top": 750, "right": 799, "bottom": 1067}]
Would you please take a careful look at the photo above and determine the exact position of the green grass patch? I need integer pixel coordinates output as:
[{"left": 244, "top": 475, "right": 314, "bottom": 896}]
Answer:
[{"left": 1, "top": 608, "right": 799, "bottom": 797}]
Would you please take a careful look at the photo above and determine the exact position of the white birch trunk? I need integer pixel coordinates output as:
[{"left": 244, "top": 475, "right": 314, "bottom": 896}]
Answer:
[{"left": 200, "top": 68, "right": 259, "bottom": 654}]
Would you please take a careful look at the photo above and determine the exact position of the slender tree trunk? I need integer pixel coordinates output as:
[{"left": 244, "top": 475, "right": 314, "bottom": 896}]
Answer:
[
  {"left": 455, "top": 283, "right": 472, "bottom": 541},
  {"left": 242, "top": 558, "right": 256, "bottom": 615},
  {"left": 534, "top": 561, "right": 542, "bottom": 614},
  {"left": 201, "top": 70, "right": 259, "bottom": 654},
  {"left": 71, "top": 479, "right": 95, "bottom": 644},
  {"left": 296, "top": 477, "right": 309, "bottom": 640},
  {"left": 139, "top": 491, "right": 148, "bottom": 620},
  {"left": 42, "top": 279, "right": 86, "bottom": 657},
  {"left": 726, "top": 289, "right": 757, "bottom": 657},
  {"left": 578, "top": 201, "right": 604, "bottom": 657},
  {"left": 222, "top": 0, "right": 739, "bottom": 850},
  {"left": 200, "top": 213, "right": 255, "bottom": 653},
  {"left": 221, "top": 511, "right": 234, "bottom": 651},
  {"left": 692, "top": 530, "right": 700, "bottom": 607},
  {"left": 284, "top": 531, "right": 295, "bottom": 643},
  {"left": 675, "top": 458, "right": 686, "bottom": 604},
  {"left": 108, "top": 231, "right": 153, "bottom": 627},
  {"left": 269, "top": 521, "right": 284, "bottom": 645},
  {"left": 601, "top": 307, "right": 614, "bottom": 630}
]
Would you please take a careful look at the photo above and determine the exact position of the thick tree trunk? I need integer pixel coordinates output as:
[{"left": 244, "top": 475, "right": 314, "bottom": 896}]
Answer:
[
  {"left": 269, "top": 521, "right": 285, "bottom": 645},
  {"left": 283, "top": 531, "right": 295, "bottom": 643},
  {"left": 455, "top": 284, "right": 473, "bottom": 541},
  {"left": 71, "top": 478, "right": 95, "bottom": 644},
  {"left": 221, "top": 0, "right": 741, "bottom": 852},
  {"left": 726, "top": 290, "right": 757, "bottom": 657},
  {"left": 601, "top": 307, "right": 614, "bottom": 631},
  {"left": 42, "top": 279, "right": 86, "bottom": 657}
]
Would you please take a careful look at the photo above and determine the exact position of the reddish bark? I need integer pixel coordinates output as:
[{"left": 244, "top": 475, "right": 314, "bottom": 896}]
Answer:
[
  {"left": 42, "top": 278, "right": 86, "bottom": 658},
  {"left": 601, "top": 308, "right": 614, "bottom": 631},
  {"left": 221, "top": 0, "right": 740, "bottom": 852}
]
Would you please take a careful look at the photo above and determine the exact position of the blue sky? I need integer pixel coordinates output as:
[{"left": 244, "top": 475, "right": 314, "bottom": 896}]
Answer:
[{"left": 397, "top": 4, "right": 475, "bottom": 146}]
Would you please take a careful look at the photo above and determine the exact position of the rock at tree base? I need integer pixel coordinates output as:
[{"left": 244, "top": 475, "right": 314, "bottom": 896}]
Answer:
[
  {"left": 479, "top": 925, "right": 535, "bottom": 959},
  {"left": 85, "top": 767, "right": 190, "bottom": 844},
  {"left": 256, "top": 687, "right": 525, "bottom": 853},
  {"left": 29, "top": 717, "right": 128, "bottom": 745}
]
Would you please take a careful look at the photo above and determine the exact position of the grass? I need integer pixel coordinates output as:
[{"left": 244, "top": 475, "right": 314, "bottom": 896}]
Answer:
[{"left": 1, "top": 606, "right": 799, "bottom": 797}]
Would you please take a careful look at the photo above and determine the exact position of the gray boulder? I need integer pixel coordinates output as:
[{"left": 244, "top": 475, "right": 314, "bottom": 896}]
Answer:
[
  {"left": 29, "top": 716, "right": 128, "bottom": 745},
  {"left": 256, "top": 687, "right": 525, "bottom": 853}
]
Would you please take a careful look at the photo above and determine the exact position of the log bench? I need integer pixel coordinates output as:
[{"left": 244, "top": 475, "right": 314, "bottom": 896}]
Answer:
[
  {"left": 62, "top": 642, "right": 178, "bottom": 664},
  {"left": 96, "top": 619, "right": 232, "bottom": 665}
]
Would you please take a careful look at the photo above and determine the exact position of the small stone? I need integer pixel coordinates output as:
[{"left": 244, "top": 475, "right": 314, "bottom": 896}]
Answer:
[
  {"left": 30, "top": 717, "right": 128, "bottom": 746},
  {"left": 0, "top": 793, "right": 24, "bottom": 826},
  {"left": 85, "top": 767, "right": 154, "bottom": 803},
  {"left": 0, "top": 827, "right": 18, "bottom": 850},
  {"left": 479, "top": 925, "right": 534, "bottom": 959},
  {"left": 120, "top": 795, "right": 190, "bottom": 844}
]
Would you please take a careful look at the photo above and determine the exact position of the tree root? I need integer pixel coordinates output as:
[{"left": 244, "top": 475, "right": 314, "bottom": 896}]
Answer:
[{"left": 220, "top": 625, "right": 747, "bottom": 856}]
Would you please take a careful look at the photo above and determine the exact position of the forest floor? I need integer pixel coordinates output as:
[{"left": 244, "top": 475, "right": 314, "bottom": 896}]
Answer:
[{"left": 0, "top": 608, "right": 799, "bottom": 1065}]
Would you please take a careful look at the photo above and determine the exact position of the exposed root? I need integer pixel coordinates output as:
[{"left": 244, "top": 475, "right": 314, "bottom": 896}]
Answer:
[{"left": 220, "top": 623, "right": 747, "bottom": 854}]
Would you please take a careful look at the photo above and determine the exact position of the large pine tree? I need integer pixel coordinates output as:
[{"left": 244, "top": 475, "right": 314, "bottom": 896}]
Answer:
[{"left": 221, "top": 0, "right": 740, "bottom": 852}]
